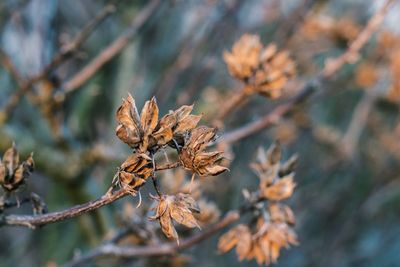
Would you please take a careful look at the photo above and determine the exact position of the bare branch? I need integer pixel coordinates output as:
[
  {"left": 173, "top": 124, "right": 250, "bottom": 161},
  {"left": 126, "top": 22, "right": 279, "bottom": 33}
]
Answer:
[
  {"left": 323, "top": 0, "right": 394, "bottom": 77},
  {"left": 36, "top": 3, "right": 116, "bottom": 78},
  {"left": 0, "top": 3, "right": 117, "bottom": 123},
  {"left": 0, "top": 161, "right": 180, "bottom": 228},
  {"left": 0, "top": 189, "right": 129, "bottom": 228},
  {"left": 58, "top": 0, "right": 162, "bottom": 99}
]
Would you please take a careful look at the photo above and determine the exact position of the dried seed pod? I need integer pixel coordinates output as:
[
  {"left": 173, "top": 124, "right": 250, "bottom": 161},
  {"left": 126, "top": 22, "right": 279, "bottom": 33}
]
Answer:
[
  {"left": 261, "top": 174, "right": 296, "bottom": 201},
  {"left": 179, "top": 126, "right": 228, "bottom": 177},
  {"left": 118, "top": 153, "right": 152, "bottom": 194},
  {"left": 0, "top": 144, "right": 35, "bottom": 192},
  {"left": 150, "top": 194, "right": 200, "bottom": 242},
  {"left": 116, "top": 94, "right": 201, "bottom": 152},
  {"left": 224, "top": 34, "right": 296, "bottom": 99},
  {"left": 223, "top": 34, "right": 263, "bottom": 80}
]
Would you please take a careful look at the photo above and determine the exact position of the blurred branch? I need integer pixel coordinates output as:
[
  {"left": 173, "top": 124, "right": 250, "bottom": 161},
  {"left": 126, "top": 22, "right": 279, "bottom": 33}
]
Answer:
[
  {"left": 57, "top": 0, "right": 162, "bottom": 100},
  {"left": 36, "top": 3, "right": 117, "bottom": 78},
  {"left": 0, "top": 3, "right": 117, "bottom": 123},
  {"left": 323, "top": 0, "right": 394, "bottom": 77},
  {"left": 0, "top": 161, "right": 180, "bottom": 228},
  {"left": 340, "top": 86, "right": 381, "bottom": 158},
  {"left": 219, "top": 0, "right": 393, "bottom": 144},
  {"left": 63, "top": 211, "right": 240, "bottom": 267}
]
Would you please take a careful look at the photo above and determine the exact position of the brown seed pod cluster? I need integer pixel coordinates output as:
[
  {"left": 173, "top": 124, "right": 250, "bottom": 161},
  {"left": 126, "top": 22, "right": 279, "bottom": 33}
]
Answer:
[
  {"left": 160, "top": 169, "right": 221, "bottom": 226},
  {"left": 179, "top": 126, "right": 228, "bottom": 177},
  {"left": 251, "top": 143, "right": 297, "bottom": 201},
  {"left": 115, "top": 94, "right": 228, "bottom": 240},
  {"left": 0, "top": 143, "right": 34, "bottom": 192},
  {"left": 150, "top": 193, "right": 200, "bottom": 242},
  {"left": 116, "top": 94, "right": 201, "bottom": 153},
  {"left": 218, "top": 142, "right": 298, "bottom": 265},
  {"left": 224, "top": 34, "right": 296, "bottom": 99}
]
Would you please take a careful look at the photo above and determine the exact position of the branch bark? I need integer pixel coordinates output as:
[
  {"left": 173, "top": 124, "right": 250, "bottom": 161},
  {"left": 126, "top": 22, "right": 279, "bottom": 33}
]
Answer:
[{"left": 0, "top": 161, "right": 180, "bottom": 228}]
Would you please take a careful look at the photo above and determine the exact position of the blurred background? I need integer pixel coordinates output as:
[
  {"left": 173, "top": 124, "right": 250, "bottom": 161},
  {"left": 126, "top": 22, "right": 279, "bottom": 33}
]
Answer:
[{"left": 1, "top": 0, "right": 400, "bottom": 266}]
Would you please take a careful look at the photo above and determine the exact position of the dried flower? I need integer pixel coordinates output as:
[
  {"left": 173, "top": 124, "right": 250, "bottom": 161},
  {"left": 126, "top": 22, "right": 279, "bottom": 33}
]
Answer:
[
  {"left": 219, "top": 142, "right": 298, "bottom": 265},
  {"left": 251, "top": 143, "right": 297, "bottom": 200},
  {"left": 0, "top": 143, "right": 34, "bottom": 192},
  {"left": 118, "top": 153, "right": 153, "bottom": 194},
  {"left": 150, "top": 193, "right": 200, "bottom": 241},
  {"left": 224, "top": 34, "right": 263, "bottom": 80},
  {"left": 179, "top": 126, "right": 228, "bottom": 177},
  {"left": 116, "top": 94, "right": 201, "bottom": 152},
  {"left": 224, "top": 34, "right": 296, "bottom": 99}
]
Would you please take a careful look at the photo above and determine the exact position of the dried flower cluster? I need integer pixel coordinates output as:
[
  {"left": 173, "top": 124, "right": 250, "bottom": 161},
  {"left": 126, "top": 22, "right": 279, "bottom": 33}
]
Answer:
[
  {"left": 116, "top": 94, "right": 202, "bottom": 152},
  {"left": 150, "top": 193, "right": 200, "bottom": 241},
  {"left": 115, "top": 94, "right": 228, "bottom": 241},
  {"left": 0, "top": 143, "right": 34, "bottom": 192},
  {"left": 218, "top": 143, "right": 298, "bottom": 265},
  {"left": 161, "top": 169, "right": 221, "bottom": 226},
  {"left": 179, "top": 126, "right": 228, "bottom": 176},
  {"left": 224, "top": 34, "right": 296, "bottom": 99}
]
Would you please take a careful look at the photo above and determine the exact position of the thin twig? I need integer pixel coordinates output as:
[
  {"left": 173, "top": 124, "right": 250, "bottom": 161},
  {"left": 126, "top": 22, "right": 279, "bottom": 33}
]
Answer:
[
  {"left": 0, "top": 3, "right": 117, "bottom": 122},
  {"left": 219, "top": 0, "right": 393, "bottom": 144},
  {"left": 35, "top": 3, "right": 116, "bottom": 78},
  {"left": 58, "top": 0, "right": 161, "bottom": 100},
  {"left": 323, "top": 0, "right": 394, "bottom": 77},
  {"left": 0, "top": 161, "right": 180, "bottom": 228},
  {"left": 0, "top": 189, "right": 129, "bottom": 228}
]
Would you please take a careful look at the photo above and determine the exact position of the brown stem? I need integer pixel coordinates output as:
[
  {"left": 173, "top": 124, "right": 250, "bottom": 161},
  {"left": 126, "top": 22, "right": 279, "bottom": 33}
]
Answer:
[
  {"left": 63, "top": 211, "right": 240, "bottom": 267},
  {"left": 0, "top": 189, "right": 129, "bottom": 228},
  {"left": 0, "top": 161, "right": 180, "bottom": 228},
  {"left": 58, "top": 0, "right": 162, "bottom": 99}
]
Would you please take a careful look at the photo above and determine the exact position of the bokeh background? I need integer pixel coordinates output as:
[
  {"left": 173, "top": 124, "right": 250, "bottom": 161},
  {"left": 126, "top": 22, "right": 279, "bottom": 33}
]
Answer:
[{"left": 1, "top": 0, "right": 400, "bottom": 266}]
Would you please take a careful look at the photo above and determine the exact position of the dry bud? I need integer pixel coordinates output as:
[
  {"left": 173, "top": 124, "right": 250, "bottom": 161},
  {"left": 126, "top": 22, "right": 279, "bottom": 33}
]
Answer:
[
  {"left": 0, "top": 143, "right": 34, "bottom": 192},
  {"left": 179, "top": 126, "right": 228, "bottom": 177},
  {"left": 150, "top": 193, "right": 200, "bottom": 241}
]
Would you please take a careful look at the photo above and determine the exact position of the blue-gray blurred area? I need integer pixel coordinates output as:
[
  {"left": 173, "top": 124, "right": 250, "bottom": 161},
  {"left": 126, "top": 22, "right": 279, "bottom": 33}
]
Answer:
[{"left": 1, "top": 0, "right": 400, "bottom": 266}]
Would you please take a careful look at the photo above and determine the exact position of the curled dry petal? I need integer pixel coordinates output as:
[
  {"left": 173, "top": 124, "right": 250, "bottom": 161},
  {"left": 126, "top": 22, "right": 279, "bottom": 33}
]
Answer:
[{"left": 116, "top": 94, "right": 142, "bottom": 148}]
